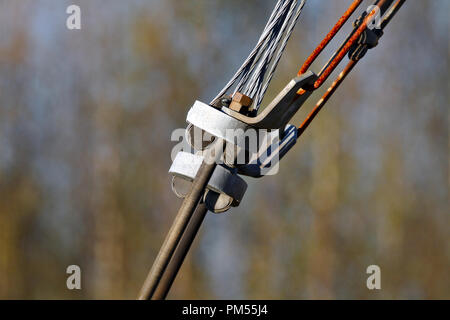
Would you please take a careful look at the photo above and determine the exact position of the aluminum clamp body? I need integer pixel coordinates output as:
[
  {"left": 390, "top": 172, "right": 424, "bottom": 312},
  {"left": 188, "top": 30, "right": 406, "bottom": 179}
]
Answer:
[{"left": 169, "top": 151, "right": 248, "bottom": 213}]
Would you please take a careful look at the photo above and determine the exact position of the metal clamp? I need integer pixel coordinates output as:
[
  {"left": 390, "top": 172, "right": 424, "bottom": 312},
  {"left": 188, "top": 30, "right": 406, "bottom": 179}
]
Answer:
[
  {"left": 171, "top": 72, "right": 316, "bottom": 212},
  {"left": 169, "top": 152, "right": 248, "bottom": 213},
  {"left": 348, "top": 12, "right": 384, "bottom": 61},
  {"left": 185, "top": 71, "right": 316, "bottom": 152},
  {"left": 186, "top": 101, "right": 251, "bottom": 150}
]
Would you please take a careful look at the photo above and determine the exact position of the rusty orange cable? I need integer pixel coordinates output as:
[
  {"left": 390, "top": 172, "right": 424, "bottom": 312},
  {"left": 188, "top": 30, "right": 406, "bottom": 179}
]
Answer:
[
  {"left": 312, "top": 0, "right": 389, "bottom": 89},
  {"left": 297, "top": 0, "right": 405, "bottom": 134},
  {"left": 298, "top": 0, "right": 363, "bottom": 76},
  {"left": 298, "top": 59, "right": 357, "bottom": 135}
]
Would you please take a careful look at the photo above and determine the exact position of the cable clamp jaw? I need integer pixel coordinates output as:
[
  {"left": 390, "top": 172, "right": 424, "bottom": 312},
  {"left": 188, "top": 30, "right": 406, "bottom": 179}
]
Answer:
[{"left": 169, "top": 152, "right": 247, "bottom": 213}]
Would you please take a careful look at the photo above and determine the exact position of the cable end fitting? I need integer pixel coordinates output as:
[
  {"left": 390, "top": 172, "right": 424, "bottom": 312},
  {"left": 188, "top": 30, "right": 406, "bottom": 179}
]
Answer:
[{"left": 348, "top": 13, "right": 384, "bottom": 61}]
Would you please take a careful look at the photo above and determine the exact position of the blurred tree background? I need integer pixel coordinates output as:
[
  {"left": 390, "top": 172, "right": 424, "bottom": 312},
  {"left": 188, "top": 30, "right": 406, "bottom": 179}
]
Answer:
[{"left": 0, "top": 0, "right": 448, "bottom": 299}]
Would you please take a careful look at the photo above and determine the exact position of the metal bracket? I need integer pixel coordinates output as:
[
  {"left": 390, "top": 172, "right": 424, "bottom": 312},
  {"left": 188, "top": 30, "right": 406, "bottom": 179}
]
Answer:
[
  {"left": 236, "top": 124, "right": 298, "bottom": 178},
  {"left": 221, "top": 71, "right": 317, "bottom": 129},
  {"left": 186, "top": 71, "right": 316, "bottom": 152}
]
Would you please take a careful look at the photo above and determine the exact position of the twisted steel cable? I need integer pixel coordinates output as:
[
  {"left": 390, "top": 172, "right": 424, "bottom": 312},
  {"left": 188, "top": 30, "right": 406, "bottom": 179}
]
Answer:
[
  {"left": 254, "top": 0, "right": 307, "bottom": 108},
  {"left": 212, "top": 0, "right": 307, "bottom": 107}
]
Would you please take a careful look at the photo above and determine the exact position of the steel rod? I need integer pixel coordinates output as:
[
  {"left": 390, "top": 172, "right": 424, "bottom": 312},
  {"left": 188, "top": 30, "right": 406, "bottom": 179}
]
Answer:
[
  {"left": 152, "top": 203, "right": 208, "bottom": 300},
  {"left": 138, "top": 145, "right": 220, "bottom": 300}
]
